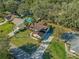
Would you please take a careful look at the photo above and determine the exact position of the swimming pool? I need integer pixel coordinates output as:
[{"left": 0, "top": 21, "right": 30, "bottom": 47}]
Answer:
[{"left": 42, "top": 27, "right": 53, "bottom": 40}]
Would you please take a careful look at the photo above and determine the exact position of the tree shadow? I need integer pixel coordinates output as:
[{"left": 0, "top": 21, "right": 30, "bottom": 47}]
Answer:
[
  {"left": 43, "top": 50, "right": 53, "bottom": 59},
  {"left": 19, "top": 43, "right": 38, "bottom": 55}
]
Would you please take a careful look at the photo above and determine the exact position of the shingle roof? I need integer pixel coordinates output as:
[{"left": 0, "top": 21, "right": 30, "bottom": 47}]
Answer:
[
  {"left": 12, "top": 18, "right": 24, "bottom": 25},
  {"left": 69, "top": 35, "right": 79, "bottom": 54},
  {"left": 30, "top": 21, "right": 48, "bottom": 31}
]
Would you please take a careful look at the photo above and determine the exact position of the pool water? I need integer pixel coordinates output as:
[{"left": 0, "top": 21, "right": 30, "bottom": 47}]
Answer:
[{"left": 42, "top": 27, "right": 54, "bottom": 40}]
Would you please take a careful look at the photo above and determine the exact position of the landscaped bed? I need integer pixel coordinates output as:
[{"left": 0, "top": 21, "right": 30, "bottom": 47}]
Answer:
[
  {"left": 11, "top": 30, "right": 40, "bottom": 47},
  {"left": 0, "top": 22, "right": 14, "bottom": 37}
]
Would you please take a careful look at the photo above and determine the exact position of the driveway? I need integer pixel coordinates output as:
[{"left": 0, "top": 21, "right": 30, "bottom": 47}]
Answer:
[{"left": 30, "top": 36, "right": 53, "bottom": 59}]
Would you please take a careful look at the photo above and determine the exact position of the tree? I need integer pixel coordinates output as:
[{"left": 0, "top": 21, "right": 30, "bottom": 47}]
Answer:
[{"left": 17, "top": 0, "right": 35, "bottom": 17}]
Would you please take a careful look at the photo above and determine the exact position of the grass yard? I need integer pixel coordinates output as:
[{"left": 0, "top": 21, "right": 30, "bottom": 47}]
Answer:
[
  {"left": 43, "top": 39, "right": 67, "bottom": 59},
  {"left": 0, "top": 22, "right": 14, "bottom": 37},
  {"left": 11, "top": 30, "right": 40, "bottom": 47},
  {"left": 43, "top": 22, "right": 73, "bottom": 59},
  {"left": 68, "top": 56, "right": 79, "bottom": 59},
  {"left": 0, "top": 18, "right": 5, "bottom": 23}
]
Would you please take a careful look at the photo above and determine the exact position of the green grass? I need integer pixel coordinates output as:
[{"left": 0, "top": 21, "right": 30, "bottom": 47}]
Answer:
[
  {"left": 44, "top": 39, "right": 67, "bottom": 59},
  {"left": 68, "top": 56, "right": 79, "bottom": 59},
  {"left": 11, "top": 30, "right": 39, "bottom": 47},
  {"left": 43, "top": 22, "right": 67, "bottom": 59},
  {"left": 0, "top": 18, "right": 5, "bottom": 23},
  {"left": 0, "top": 22, "right": 14, "bottom": 37}
]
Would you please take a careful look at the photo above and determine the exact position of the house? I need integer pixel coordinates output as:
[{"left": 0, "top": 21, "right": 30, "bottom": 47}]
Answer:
[
  {"left": 29, "top": 21, "right": 53, "bottom": 40},
  {"left": 30, "top": 21, "right": 48, "bottom": 31}
]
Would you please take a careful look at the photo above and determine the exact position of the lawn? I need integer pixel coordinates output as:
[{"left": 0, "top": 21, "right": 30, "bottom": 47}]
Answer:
[
  {"left": 0, "top": 22, "right": 14, "bottom": 37},
  {"left": 11, "top": 30, "right": 40, "bottom": 47},
  {"left": 0, "top": 18, "right": 5, "bottom": 23},
  {"left": 43, "top": 39, "right": 67, "bottom": 59},
  {"left": 68, "top": 56, "right": 79, "bottom": 59},
  {"left": 43, "top": 22, "right": 72, "bottom": 59}
]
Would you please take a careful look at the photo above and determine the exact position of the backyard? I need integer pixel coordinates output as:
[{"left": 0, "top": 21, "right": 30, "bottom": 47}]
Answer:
[
  {"left": 0, "top": 22, "right": 14, "bottom": 37},
  {"left": 11, "top": 30, "right": 40, "bottom": 47},
  {"left": 43, "top": 22, "right": 79, "bottom": 59}
]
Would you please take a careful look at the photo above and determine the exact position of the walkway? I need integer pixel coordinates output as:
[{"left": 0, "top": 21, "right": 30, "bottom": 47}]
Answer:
[
  {"left": 30, "top": 32, "right": 39, "bottom": 40},
  {"left": 0, "top": 18, "right": 8, "bottom": 25},
  {"left": 8, "top": 28, "right": 19, "bottom": 37},
  {"left": 30, "top": 36, "right": 53, "bottom": 59}
]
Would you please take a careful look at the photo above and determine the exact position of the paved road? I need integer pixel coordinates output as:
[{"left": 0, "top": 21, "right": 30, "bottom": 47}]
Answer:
[
  {"left": 0, "top": 18, "right": 8, "bottom": 25},
  {"left": 30, "top": 36, "right": 53, "bottom": 59}
]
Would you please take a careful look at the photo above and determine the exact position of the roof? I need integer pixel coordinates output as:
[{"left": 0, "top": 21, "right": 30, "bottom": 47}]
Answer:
[
  {"left": 5, "top": 14, "right": 16, "bottom": 21},
  {"left": 30, "top": 21, "right": 48, "bottom": 31},
  {"left": 12, "top": 18, "right": 24, "bottom": 25},
  {"left": 60, "top": 33, "right": 75, "bottom": 41},
  {"left": 69, "top": 33, "right": 79, "bottom": 54}
]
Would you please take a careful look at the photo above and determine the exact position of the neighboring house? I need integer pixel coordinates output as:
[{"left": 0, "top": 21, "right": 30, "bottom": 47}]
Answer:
[
  {"left": 61, "top": 32, "right": 79, "bottom": 55},
  {"left": 5, "top": 14, "right": 25, "bottom": 29},
  {"left": 69, "top": 33, "right": 79, "bottom": 54},
  {"left": 12, "top": 18, "right": 24, "bottom": 25},
  {"left": 5, "top": 14, "right": 24, "bottom": 25}
]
